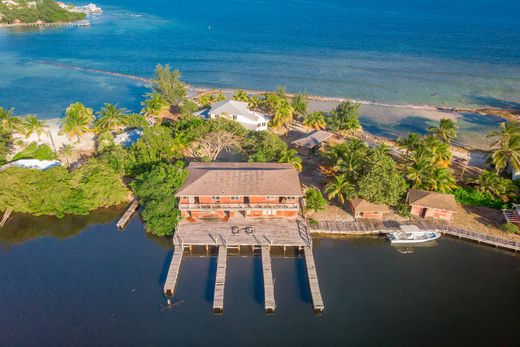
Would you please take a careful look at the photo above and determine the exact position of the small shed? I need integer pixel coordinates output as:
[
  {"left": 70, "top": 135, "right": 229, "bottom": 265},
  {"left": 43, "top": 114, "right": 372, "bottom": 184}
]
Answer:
[
  {"left": 291, "top": 130, "right": 333, "bottom": 156},
  {"left": 406, "top": 189, "right": 458, "bottom": 221},
  {"left": 348, "top": 198, "right": 390, "bottom": 219}
]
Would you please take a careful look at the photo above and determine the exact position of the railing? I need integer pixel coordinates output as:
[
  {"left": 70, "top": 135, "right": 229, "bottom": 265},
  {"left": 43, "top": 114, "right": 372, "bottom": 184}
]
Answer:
[
  {"left": 440, "top": 225, "right": 520, "bottom": 251},
  {"left": 179, "top": 203, "right": 299, "bottom": 211}
]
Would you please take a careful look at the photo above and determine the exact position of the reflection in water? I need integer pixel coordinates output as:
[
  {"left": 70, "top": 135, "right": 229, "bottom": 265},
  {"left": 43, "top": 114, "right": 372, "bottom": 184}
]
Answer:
[{"left": 393, "top": 241, "right": 439, "bottom": 254}]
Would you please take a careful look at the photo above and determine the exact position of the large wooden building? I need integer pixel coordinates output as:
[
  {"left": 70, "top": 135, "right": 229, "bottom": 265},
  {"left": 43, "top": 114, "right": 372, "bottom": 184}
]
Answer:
[
  {"left": 176, "top": 162, "right": 303, "bottom": 221},
  {"left": 406, "top": 189, "right": 458, "bottom": 221}
]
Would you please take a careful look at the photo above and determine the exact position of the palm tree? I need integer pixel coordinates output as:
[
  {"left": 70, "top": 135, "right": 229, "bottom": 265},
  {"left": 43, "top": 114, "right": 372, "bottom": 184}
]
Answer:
[
  {"left": 141, "top": 93, "right": 169, "bottom": 125},
  {"left": 0, "top": 107, "right": 24, "bottom": 133},
  {"left": 474, "top": 170, "right": 518, "bottom": 201},
  {"left": 488, "top": 122, "right": 520, "bottom": 173},
  {"left": 406, "top": 152, "right": 434, "bottom": 189},
  {"left": 303, "top": 112, "right": 327, "bottom": 130},
  {"left": 428, "top": 118, "right": 457, "bottom": 144},
  {"left": 397, "top": 133, "right": 420, "bottom": 154},
  {"left": 424, "top": 136, "right": 452, "bottom": 167},
  {"left": 278, "top": 149, "right": 303, "bottom": 171},
  {"left": 23, "top": 114, "right": 48, "bottom": 141},
  {"left": 95, "top": 104, "right": 128, "bottom": 133},
  {"left": 61, "top": 102, "right": 94, "bottom": 142},
  {"left": 426, "top": 167, "right": 457, "bottom": 193},
  {"left": 291, "top": 92, "right": 308, "bottom": 119},
  {"left": 59, "top": 144, "right": 74, "bottom": 167},
  {"left": 272, "top": 100, "right": 294, "bottom": 129},
  {"left": 233, "top": 89, "right": 250, "bottom": 103},
  {"left": 324, "top": 174, "right": 355, "bottom": 204}
]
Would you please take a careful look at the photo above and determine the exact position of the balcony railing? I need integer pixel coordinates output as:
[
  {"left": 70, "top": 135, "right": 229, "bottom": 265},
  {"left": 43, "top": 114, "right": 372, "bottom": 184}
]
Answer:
[{"left": 179, "top": 203, "right": 299, "bottom": 211}]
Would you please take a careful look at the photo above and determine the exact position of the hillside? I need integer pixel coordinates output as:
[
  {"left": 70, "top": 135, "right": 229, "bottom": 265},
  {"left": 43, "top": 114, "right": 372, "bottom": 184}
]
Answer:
[{"left": 0, "top": 0, "right": 85, "bottom": 24}]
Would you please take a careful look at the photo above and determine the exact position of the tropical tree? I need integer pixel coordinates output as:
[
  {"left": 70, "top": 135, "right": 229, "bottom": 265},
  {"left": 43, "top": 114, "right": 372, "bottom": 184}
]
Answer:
[
  {"left": 303, "top": 112, "right": 327, "bottom": 130},
  {"left": 428, "top": 118, "right": 457, "bottom": 144},
  {"left": 324, "top": 174, "right": 355, "bottom": 204},
  {"left": 23, "top": 114, "right": 48, "bottom": 141},
  {"left": 291, "top": 92, "right": 308, "bottom": 119},
  {"left": 152, "top": 64, "right": 188, "bottom": 109},
  {"left": 327, "top": 100, "right": 361, "bottom": 134},
  {"left": 95, "top": 104, "right": 128, "bottom": 133},
  {"left": 487, "top": 122, "right": 520, "bottom": 173},
  {"left": 279, "top": 148, "right": 303, "bottom": 171},
  {"left": 474, "top": 170, "right": 518, "bottom": 202},
  {"left": 271, "top": 100, "right": 294, "bottom": 129},
  {"left": 424, "top": 136, "right": 451, "bottom": 167},
  {"left": 397, "top": 133, "right": 421, "bottom": 154},
  {"left": 61, "top": 102, "right": 94, "bottom": 142},
  {"left": 140, "top": 93, "right": 169, "bottom": 125},
  {"left": 233, "top": 89, "right": 250, "bottom": 103},
  {"left": 406, "top": 151, "right": 434, "bottom": 189},
  {"left": 425, "top": 167, "right": 457, "bottom": 193},
  {"left": 0, "top": 107, "right": 24, "bottom": 133},
  {"left": 305, "top": 187, "right": 328, "bottom": 213},
  {"left": 59, "top": 144, "right": 74, "bottom": 168}
]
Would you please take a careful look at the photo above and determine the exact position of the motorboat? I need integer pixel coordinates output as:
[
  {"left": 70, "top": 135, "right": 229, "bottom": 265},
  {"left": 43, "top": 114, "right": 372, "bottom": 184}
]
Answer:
[{"left": 387, "top": 225, "right": 441, "bottom": 244}]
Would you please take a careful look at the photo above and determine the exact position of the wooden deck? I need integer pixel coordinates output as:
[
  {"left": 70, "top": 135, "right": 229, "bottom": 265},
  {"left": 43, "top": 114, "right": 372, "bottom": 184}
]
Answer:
[
  {"left": 163, "top": 247, "right": 184, "bottom": 297},
  {"left": 261, "top": 246, "right": 276, "bottom": 312},
  {"left": 213, "top": 246, "right": 228, "bottom": 313},
  {"left": 116, "top": 200, "right": 139, "bottom": 229},
  {"left": 176, "top": 216, "right": 311, "bottom": 248},
  {"left": 303, "top": 247, "right": 324, "bottom": 312}
]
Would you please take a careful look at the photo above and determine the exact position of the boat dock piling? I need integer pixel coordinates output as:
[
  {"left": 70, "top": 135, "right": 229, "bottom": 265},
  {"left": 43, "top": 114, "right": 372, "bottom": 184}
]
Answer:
[
  {"left": 261, "top": 246, "right": 276, "bottom": 312},
  {"left": 116, "top": 200, "right": 139, "bottom": 229},
  {"left": 0, "top": 208, "right": 13, "bottom": 228},
  {"left": 213, "top": 246, "right": 228, "bottom": 313},
  {"left": 163, "top": 246, "right": 184, "bottom": 299},
  {"left": 303, "top": 247, "right": 324, "bottom": 312}
]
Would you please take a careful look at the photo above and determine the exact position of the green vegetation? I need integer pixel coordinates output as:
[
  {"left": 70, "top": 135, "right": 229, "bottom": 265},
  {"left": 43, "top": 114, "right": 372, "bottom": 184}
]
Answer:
[
  {"left": 0, "top": 127, "right": 13, "bottom": 165},
  {"left": 0, "top": 0, "right": 86, "bottom": 24},
  {"left": 152, "top": 64, "right": 188, "bottom": 110},
  {"left": 131, "top": 162, "right": 187, "bottom": 236},
  {"left": 23, "top": 114, "right": 48, "bottom": 140},
  {"left": 0, "top": 160, "right": 129, "bottom": 217},
  {"left": 60, "top": 102, "right": 94, "bottom": 142},
  {"left": 452, "top": 187, "right": 506, "bottom": 209},
  {"left": 12, "top": 143, "right": 56, "bottom": 161},
  {"left": 303, "top": 112, "right": 327, "bottom": 130},
  {"left": 95, "top": 104, "right": 128, "bottom": 132},
  {"left": 501, "top": 223, "right": 519, "bottom": 234},
  {"left": 141, "top": 93, "right": 169, "bottom": 125},
  {"left": 487, "top": 122, "right": 520, "bottom": 174},
  {"left": 327, "top": 100, "right": 361, "bottom": 134},
  {"left": 305, "top": 188, "right": 328, "bottom": 213}
]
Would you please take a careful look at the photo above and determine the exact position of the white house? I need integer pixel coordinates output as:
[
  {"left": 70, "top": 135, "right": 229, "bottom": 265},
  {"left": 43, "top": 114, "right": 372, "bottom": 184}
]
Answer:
[{"left": 195, "top": 100, "right": 268, "bottom": 131}]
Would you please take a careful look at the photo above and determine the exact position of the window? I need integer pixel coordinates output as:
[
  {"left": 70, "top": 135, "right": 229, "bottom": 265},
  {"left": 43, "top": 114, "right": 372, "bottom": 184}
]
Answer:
[
  {"left": 263, "top": 209, "right": 276, "bottom": 215},
  {"left": 286, "top": 196, "right": 296, "bottom": 200},
  {"left": 232, "top": 115, "right": 237, "bottom": 120},
  {"left": 266, "top": 196, "right": 276, "bottom": 200},
  {"left": 211, "top": 196, "right": 221, "bottom": 202},
  {"left": 230, "top": 196, "right": 241, "bottom": 201}
]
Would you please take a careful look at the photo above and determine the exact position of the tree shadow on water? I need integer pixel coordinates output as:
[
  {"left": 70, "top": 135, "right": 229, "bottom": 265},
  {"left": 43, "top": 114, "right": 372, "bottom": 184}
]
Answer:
[{"left": 466, "top": 96, "right": 520, "bottom": 111}]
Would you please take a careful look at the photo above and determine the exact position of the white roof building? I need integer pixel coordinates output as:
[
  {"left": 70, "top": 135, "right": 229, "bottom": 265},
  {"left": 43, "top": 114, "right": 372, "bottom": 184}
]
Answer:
[
  {"left": 114, "top": 128, "right": 143, "bottom": 148},
  {"left": 0, "top": 159, "right": 62, "bottom": 171},
  {"left": 195, "top": 100, "right": 268, "bottom": 131}
]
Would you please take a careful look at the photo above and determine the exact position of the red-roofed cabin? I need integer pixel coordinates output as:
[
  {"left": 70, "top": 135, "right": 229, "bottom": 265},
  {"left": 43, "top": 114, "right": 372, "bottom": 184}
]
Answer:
[
  {"left": 176, "top": 162, "right": 303, "bottom": 221},
  {"left": 348, "top": 198, "right": 390, "bottom": 219},
  {"left": 406, "top": 189, "right": 458, "bottom": 221}
]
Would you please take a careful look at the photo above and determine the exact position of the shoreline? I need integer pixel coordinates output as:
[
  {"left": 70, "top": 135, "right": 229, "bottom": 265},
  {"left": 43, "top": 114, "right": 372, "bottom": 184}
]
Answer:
[
  {"left": 36, "top": 61, "right": 520, "bottom": 123},
  {"left": 0, "top": 20, "right": 90, "bottom": 28}
]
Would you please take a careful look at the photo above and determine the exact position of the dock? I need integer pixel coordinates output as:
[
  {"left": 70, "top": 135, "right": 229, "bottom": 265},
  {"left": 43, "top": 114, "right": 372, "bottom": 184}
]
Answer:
[
  {"left": 213, "top": 246, "right": 228, "bottom": 313},
  {"left": 116, "top": 199, "right": 139, "bottom": 229},
  {"left": 162, "top": 216, "right": 323, "bottom": 314},
  {"left": 1, "top": 20, "right": 91, "bottom": 28},
  {"left": 0, "top": 208, "right": 13, "bottom": 228},
  {"left": 261, "top": 246, "right": 276, "bottom": 312},
  {"left": 163, "top": 246, "right": 184, "bottom": 297},
  {"left": 303, "top": 247, "right": 324, "bottom": 312}
]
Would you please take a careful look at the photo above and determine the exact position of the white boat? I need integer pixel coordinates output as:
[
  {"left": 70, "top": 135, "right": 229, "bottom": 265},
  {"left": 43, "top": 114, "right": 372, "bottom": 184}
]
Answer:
[{"left": 387, "top": 225, "right": 441, "bottom": 244}]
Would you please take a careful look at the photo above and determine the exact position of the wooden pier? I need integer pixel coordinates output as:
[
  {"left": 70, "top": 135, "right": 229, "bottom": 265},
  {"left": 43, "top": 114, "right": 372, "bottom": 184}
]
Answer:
[
  {"left": 1, "top": 20, "right": 91, "bottom": 28},
  {"left": 163, "top": 246, "right": 184, "bottom": 297},
  {"left": 303, "top": 247, "right": 324, "bottom": 312},
  {"left": 116, "top": 200, "right": 139, "bottom": 229},
  {"left": 213, "top": 246, "right": 228, "bottom": 313},
  {"left": 261, "top": 246, "right": 276, "bottom": 312},
  {"left": 0, "top": 208, "right": 13, "bottom": 228}
]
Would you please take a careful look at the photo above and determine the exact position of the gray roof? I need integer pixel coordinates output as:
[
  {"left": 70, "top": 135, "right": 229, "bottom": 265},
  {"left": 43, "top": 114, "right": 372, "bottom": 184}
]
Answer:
[
  {"left": 406, "top": 189, "right": 459, "bottom": 212},
  {"left": 349, "top": 198, "right": 390, "bottom": 212},
  {"left": 176, "top": 162, "right": 303, "bottom": 197},
  {"left": 292, "top": 130, "right": 333, "bottom": 149}
]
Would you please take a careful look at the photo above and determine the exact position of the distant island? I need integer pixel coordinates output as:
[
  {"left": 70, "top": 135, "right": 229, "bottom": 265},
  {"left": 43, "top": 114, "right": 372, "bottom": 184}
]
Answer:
[{"left": 0, "top": 0, "right": 100, "bottom": 25}]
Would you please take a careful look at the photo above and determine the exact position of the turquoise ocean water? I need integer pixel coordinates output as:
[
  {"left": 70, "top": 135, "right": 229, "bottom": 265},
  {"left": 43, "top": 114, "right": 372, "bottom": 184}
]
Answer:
[{"left": 0, "top": 0, "right": 519, "bottom": 143}]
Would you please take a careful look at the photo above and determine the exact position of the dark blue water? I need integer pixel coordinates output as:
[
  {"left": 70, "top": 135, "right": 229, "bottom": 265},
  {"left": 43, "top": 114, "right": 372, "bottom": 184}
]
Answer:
[
  {"left": 0, "top": 0, "right": 519, "bottom": 120},
  {"left": 1, "top": 212, "right": 520, "bottom": 346}
]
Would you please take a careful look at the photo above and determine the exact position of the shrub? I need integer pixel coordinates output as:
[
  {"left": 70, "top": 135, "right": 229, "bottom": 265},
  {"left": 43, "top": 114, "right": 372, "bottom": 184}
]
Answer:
[
  {"left": 12, "top": 143, "right": 57, "bottom": 161},
  {"left": 501, "top": 223, "right": 519, "bottom": 234},
  {"left": 305, "top": 188, "right": 328, "bottom": 212},
  {"left": 453, "top": 187, "right": 506, "bottom": 210},
  {"left": 396, "top": 202, "right": 411, "bottom": 218}
]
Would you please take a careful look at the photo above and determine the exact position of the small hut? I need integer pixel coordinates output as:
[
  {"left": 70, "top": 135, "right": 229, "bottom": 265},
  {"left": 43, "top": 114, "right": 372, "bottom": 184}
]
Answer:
[
  {"left": 349, "top": 198, "right": 390, "bottom": 219},
  {"left": 291, "top": 130, "right": 333, "bottom": 156},
  {"left": 406, "top": 189, "right": 458, "bottom": 221}
]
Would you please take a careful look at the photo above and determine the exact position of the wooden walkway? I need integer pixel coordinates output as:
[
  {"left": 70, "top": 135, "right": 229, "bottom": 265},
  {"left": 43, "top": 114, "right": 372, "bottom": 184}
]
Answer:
[
  {"left": 303, "top": 247, "right": 324, "bottom": 312},
  {"left": 163, "top": 247, "right": 184, "bottom": 297},
  {"left": 116, "top": 200, "right": 139, "bottom": 229},
  {"left": 213, "top": 246, "right": 228, "bottom": 313},
  {"left": 310, "top": 219, "right": 520, "bottom": 252},
  {"left": 0, "top": 208, "right": 13, "bottom": 228},
  {"left": 261, "top": 246, "right": 276, "bottom": 312}
]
